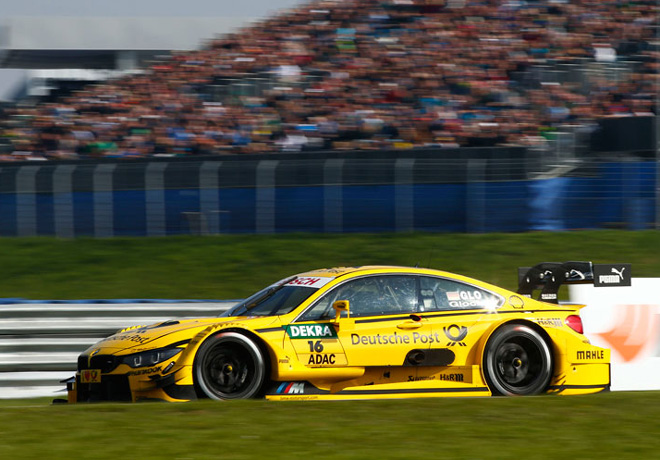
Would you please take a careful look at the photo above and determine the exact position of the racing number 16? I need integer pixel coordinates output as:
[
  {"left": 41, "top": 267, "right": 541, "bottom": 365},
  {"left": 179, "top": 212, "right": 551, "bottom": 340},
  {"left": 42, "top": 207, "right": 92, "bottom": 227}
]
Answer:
[{"left": 307, "top": 340, "right": 324, "bottom": 353}]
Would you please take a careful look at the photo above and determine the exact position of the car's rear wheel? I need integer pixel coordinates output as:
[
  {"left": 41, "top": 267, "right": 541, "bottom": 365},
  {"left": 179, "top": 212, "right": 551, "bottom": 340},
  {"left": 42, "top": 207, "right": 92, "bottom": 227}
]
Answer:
[
  {"left": 194, "top": 332, "right": 266, "bottom": 400},
  {"left": 483, "top": 324, "right": 553, "bottom": 396}
]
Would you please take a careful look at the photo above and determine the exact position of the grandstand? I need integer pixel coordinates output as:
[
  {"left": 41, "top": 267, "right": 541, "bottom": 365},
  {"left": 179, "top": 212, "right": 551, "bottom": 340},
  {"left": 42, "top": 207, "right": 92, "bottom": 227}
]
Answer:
[{"left": 0, "top": 0, "right": 658, "bottom": 160}]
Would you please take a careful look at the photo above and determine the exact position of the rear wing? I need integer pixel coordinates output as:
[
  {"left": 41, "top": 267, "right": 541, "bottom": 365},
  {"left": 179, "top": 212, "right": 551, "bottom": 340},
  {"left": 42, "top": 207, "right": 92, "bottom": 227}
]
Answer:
[{"left": 517, "top": 261, "right": 631, "bottom": 304}]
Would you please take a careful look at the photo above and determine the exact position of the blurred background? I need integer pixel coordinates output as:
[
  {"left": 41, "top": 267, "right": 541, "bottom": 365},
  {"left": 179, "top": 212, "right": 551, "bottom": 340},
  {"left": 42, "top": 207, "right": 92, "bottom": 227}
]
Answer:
[{"left": 0, "top": 0, "right": 657, "bottom": 236}]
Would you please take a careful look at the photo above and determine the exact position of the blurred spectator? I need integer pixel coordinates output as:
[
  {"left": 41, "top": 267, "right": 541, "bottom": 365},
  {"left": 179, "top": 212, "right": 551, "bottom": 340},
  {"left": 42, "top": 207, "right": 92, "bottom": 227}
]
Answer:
[{"left": 1, "top": 0, "right": 658, "bottom": 160}]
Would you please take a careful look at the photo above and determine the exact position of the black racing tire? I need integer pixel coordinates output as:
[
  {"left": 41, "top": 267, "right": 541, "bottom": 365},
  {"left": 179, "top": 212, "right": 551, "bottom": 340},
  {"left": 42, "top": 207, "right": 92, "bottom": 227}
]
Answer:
[
  {"left": 483, "top": 323, "right": 553, "bottom": 396},
  {"left": 194, "top": 332, "right": 266, "bottom": 400}
]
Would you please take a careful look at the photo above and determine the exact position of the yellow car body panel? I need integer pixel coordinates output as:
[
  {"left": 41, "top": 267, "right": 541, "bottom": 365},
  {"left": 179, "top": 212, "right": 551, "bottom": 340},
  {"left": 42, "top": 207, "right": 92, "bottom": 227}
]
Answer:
[{"left": 67, "top": 266, "right": 610, "bottom": 402}]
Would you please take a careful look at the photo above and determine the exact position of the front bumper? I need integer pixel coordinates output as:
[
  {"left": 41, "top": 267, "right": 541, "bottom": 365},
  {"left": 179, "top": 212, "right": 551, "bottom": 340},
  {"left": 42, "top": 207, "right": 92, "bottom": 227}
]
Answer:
[{"left": 66, "top": 366, "right": 197, "bottom": 403}]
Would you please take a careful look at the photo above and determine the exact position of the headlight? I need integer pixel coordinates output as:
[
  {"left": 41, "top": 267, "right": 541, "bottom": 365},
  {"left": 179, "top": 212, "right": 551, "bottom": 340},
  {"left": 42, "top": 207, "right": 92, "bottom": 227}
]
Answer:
[{"left": 122, "top": 348, "right": 182, "bottom": 368}]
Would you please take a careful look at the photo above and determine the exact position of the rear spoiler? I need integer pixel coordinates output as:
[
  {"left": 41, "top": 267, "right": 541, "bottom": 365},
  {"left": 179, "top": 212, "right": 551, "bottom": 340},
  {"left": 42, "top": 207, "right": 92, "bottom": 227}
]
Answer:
[{"left": 517, "top": 261, "right": 631, "bottom": 304}]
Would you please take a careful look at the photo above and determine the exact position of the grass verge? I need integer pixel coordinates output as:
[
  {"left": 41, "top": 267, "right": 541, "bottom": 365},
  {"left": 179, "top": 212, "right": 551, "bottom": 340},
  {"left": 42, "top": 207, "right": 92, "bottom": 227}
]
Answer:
[
  {"left": 1, "top": 392, "right": 659, "bottom": 459},
  {"left": 1, "top": 230, "right": 659, "bottom": 299}
]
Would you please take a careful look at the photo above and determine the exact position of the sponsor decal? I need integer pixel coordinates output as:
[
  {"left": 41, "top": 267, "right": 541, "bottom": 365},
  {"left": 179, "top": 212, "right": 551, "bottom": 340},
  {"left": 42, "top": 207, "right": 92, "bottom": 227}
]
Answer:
[
  {"left": 576, "top": 350, "right": 605, "bottom": 360},
  {"left": 278, "top": 358, "right": 290, "bottom": 364},
  {"left": 447, "top": 292, "right": 460, "bottom": 301},
  {"left": 459, "top": 291, "right": 482, "bottom": 301},
  {"left": 127, "top": 366, "right": 162, "bottom": 377},
  {"left": 593, "top": 264, "right": 632, "bottom": 287},
  {"left": 598, "top": 273, "right": 624, "bottom": 285},
  {"left": 80, "top": 369, "right": 101, "bottom": 384},
  {"left": 449, "top": 301, "right": 479, "bottom": 308},
  {"left": 276, "top": 382, "right": 305, "bottom": 394},
  {"left": 307, "top": 354, "right": 336, "bottom": 365},
  {"left": 412, "top": 332, "right": 444, "bottom": 345},
  {"left": 351, "top": 332, "right": 411, "bottom": 345},
  {"left": 408, "top": 375, "right": 433, "bottom": 382},
  {"left": 285, "top": 324, "right": 337, "bottom": 339},
  {"left": 541, "top": 293, "right": 558, "bottom": 301},
  {"left": 286, "top": 277, "right": 334, "bottom": 288},
  {"left": 536, "top": 318, "right": 563, "bottom": 328},
  {"left": 509, "top": 295, "right": 525, "bottom": 309},
  {"left": 448, "top": 291, "right": 486, "bottom": 308},
  {"left": 443, "top": 324, "right": 468, "bottom": 347},
  {"left": 408, "top": 373, "right": 464, "bottom": 382},
  {"left": 349, "top": 329, "right": 468, "bottom": 346},
  {"left": 438, "top": 373, "right": 464, "bottom": 382},
  {"left": 106, "top": 333, "right": 150, "bottom": 345}
]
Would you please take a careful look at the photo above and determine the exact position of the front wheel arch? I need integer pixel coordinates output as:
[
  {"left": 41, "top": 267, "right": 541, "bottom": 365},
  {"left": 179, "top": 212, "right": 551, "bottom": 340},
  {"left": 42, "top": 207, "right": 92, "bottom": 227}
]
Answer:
[{"left": 193, "top": 331, "right": 270, "bottom": 400}]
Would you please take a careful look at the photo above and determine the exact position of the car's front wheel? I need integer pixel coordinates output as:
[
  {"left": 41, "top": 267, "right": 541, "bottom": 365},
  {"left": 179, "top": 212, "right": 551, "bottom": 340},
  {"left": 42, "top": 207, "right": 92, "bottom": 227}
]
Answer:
[
  {"left": 194, "top": 332, "right": 266, "bottom": 400},
  {"left": 483, "top": 324, "right": 553, "bottom": 396}
]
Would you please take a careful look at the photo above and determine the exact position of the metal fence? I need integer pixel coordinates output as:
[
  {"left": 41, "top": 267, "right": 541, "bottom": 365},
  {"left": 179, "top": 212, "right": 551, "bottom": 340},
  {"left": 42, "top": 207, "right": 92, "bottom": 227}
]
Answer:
[
  {"left": 0, "top": 301, "right": 234, "bottom": 399},
  {"left": 0, "top": 149, "right": 656, "bottom": 236}
]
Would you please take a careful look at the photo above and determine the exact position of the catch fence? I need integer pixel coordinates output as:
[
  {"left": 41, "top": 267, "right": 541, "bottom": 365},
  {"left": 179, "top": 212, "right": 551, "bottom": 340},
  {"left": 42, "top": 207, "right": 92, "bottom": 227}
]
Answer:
[{"left": 0, "top": 147, "right": 657, "bottom": 237}]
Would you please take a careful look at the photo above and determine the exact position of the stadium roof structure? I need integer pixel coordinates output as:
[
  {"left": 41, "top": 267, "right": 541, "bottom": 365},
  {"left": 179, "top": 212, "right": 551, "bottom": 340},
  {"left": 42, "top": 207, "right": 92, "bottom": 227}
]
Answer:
[
  {"left": 0, "top": 16, "right": 255, "bottom": 68},
  {"left": 0, "top": 16, "right": 256, "bottom": 100}
]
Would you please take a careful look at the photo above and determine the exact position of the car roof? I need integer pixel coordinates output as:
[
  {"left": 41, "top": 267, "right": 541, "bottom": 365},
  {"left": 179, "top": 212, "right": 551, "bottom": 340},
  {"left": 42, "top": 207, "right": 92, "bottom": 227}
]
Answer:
[
  {"left": 295, "top": 266, "right": 509, "bottom": 296},
  {"left": 297, "top": 265, "right": 451, "bottom": 279}
]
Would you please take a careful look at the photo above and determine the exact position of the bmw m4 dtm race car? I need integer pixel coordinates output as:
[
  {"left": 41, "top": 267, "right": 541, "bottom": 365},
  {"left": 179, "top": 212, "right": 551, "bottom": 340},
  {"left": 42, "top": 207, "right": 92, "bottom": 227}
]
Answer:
[{"left": 64, "top": 261, "right": 629, "bottom": 402}]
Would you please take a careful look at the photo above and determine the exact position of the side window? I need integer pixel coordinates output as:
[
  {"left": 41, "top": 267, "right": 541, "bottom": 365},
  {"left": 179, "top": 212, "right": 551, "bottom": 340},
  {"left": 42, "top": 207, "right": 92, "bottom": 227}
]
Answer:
[
  {"left": 419, "top": 276, "right": 501, "bottom": 311},
  {"left": 299, "top": 275, "right": 417, "bottom": 320}
]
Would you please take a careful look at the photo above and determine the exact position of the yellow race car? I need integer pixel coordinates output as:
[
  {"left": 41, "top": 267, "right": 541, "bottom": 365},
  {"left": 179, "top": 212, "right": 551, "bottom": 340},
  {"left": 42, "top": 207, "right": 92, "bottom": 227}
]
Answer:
[{"left": 66, "top": 262, "right": 619, "bottom": 402}]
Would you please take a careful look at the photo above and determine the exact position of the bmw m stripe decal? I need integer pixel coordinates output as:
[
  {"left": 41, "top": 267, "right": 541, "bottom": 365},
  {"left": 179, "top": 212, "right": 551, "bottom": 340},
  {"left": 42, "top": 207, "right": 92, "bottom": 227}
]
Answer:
[{"left": 276, "top": 382, "right": 305, "bottom": 394}]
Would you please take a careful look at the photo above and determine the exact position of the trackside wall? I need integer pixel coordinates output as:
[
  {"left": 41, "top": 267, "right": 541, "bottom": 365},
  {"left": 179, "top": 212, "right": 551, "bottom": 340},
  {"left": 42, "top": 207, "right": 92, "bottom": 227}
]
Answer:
[
  {"left": 0, "top": 149, "right": 656, "bottom": 236},
  {"left": 0, "top": 300, "right": 235, "bottom": 399}
]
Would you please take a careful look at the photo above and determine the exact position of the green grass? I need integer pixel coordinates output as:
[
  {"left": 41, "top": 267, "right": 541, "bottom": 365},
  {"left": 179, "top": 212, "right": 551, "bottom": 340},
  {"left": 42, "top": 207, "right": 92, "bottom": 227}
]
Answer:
[
  {"left": 0, "top": 230, "right": 659, "bottom": 299},
  {"left": 1, "top": 392, "right": 659, "bottom": 459}
]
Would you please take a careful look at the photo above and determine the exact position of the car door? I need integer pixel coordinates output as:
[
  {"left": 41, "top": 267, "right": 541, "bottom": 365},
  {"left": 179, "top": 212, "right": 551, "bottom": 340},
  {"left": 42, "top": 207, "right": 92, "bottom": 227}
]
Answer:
[{"left": 294, "top": 275, "right": 434, "bottom": 367}]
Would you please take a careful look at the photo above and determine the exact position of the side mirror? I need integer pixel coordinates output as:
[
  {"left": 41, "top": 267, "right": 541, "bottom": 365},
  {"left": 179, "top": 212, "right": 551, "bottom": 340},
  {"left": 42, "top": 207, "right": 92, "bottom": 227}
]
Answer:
[{"left": 332, "top": 300, "right": 350, "bottom": 321}]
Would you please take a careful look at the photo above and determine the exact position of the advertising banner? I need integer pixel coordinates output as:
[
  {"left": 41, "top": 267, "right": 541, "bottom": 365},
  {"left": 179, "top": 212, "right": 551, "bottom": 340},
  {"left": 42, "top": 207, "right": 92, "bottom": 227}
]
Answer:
[{"left": 570, "top": 279, "right": 660, "bottom": 391}]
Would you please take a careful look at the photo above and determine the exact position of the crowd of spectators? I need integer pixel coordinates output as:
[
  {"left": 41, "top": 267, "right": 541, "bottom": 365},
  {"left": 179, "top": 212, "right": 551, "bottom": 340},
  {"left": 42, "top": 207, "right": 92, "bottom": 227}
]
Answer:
[{"left": 0, "top": 0, "right": 658, "bottom": 161}]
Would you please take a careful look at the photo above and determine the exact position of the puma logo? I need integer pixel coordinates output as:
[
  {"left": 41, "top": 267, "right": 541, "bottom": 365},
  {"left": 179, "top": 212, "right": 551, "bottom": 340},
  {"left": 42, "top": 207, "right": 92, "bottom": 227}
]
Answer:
[{"left": 611, "top": 267, "right": 626, "bottom": 280}]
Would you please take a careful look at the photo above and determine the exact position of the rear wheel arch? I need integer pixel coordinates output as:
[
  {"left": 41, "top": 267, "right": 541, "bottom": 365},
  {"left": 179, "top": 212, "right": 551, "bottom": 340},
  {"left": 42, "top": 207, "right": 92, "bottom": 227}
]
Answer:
[
  {"left": 481, "top": 320, "right": 555, "bottom": 396},
  {"left": 506, "top": 320, "right": 554, "bottom": 347},
  {"left": 479, "top": 320, "right": 555, "bottom": 359}
]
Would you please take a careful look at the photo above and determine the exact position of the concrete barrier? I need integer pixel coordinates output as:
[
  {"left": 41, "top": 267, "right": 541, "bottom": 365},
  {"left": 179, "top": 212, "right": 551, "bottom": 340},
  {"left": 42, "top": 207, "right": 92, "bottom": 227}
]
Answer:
[{"left": 0, "top": 301, "right": 236, "bottom": 399}]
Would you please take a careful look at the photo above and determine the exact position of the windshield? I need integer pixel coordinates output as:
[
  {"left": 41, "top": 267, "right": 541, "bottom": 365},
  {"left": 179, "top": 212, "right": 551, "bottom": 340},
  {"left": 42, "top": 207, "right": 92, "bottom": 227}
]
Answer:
[{"left": 222, "top": 276, "right": 334, "bottom": 317}]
